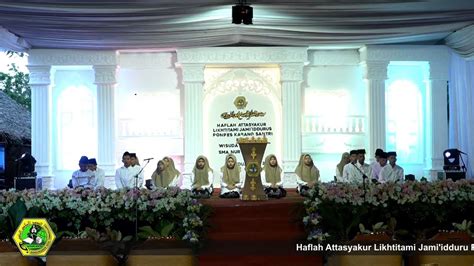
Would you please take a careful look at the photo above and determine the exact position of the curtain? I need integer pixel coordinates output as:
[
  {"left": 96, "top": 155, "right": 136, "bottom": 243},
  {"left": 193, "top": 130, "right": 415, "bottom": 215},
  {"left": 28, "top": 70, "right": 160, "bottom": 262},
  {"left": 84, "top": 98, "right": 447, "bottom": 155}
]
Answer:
[
  {"left": 448, "top": 52, "right": 474, "bottom": 179},
  {"left": 445, "top": 24, "right": 474, "bottom": 59},
  {"left": 1, "top": 1, "right": 474, "bottom": 51}
]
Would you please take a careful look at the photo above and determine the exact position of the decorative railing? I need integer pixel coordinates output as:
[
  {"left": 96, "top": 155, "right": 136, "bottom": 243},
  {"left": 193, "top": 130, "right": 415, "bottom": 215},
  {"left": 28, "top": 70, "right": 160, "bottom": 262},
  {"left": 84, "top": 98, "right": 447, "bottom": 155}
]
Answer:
[
  {"left": 302, "top": 116, "right": 366, "bottom": 134},
  {"left": 302, "top": 115, "right": 366, "bottom": 134},
  {"left": 119, "top": 118, "right": 183, "bottom": 137}
]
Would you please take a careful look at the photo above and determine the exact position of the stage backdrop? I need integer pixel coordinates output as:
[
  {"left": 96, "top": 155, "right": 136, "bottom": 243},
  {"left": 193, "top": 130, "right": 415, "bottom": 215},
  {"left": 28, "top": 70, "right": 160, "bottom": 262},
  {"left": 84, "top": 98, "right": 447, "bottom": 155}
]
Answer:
[{"left": 203, "top": 67, "right": 282, "bottom": 187}]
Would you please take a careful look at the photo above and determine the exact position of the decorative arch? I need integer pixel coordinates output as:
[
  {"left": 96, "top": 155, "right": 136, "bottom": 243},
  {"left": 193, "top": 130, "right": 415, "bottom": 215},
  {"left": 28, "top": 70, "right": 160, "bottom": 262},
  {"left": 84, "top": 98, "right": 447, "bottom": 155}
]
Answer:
[{"left": 203, "top": 67, "right": 282, "bottom": 182}]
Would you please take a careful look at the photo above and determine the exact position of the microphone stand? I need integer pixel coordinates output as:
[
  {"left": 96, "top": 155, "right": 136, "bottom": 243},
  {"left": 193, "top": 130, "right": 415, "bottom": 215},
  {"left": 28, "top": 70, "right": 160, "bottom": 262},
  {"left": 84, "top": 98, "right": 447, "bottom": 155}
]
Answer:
[
  {"left": 133, "top": 159, "right": 151, "bottom": 241},
  {"left": 459, "top": 153, "right": 467, "bottom": 173},
  {"left": 352, "top": 162, "right": 369, "bottom": 202}
]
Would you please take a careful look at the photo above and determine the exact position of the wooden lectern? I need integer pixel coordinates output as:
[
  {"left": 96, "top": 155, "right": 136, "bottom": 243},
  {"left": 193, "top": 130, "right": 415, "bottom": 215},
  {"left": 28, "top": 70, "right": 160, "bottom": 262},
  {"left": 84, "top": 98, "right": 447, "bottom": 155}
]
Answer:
[{"left": 237, "top": 137, "right": 268, "bottom": 201}]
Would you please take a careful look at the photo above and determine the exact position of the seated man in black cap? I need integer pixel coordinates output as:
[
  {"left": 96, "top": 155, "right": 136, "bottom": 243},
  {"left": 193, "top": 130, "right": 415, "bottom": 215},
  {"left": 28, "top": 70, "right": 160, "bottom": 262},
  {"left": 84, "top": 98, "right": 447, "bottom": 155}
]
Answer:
[
  {"left": 342, "top": 150, "right": 358, "bottom": 182},
  {"left": 88, "top": 158, "right": 105, "bottom": 188},
  {"left": 129, "top": 153, "right": 145, "bottom": 188},
  {"left": 370, "top": 148, "right": 385, "bottom": 180},
  {"left": 71, "top": 156, "right": 95, "bottom": 188},
  {"left": 380, "top": 151, "right": 404, "bottom": 182},
  {"left": 347, "top": 149, "right": 373, "bottom": 183},
  {"left": 372, "top": 151, "right": 388, "bottom": 181}
]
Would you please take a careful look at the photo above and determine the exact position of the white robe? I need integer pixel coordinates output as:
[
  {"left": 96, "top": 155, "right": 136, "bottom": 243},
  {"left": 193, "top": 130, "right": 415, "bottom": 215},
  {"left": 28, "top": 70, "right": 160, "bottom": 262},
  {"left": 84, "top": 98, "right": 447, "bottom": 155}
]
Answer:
[
  {"left": 379, "top": 164, "right": 404, "bottom": 183},
  {"left": 71, "top": 169, "right": 95, "bottom": 188},
  {"left": 129, "top": 165, "right": 145, "bottom": 188},
  {"left": 345, "top": 162, "right": 373, "bottom": 184},
  {"left": 92, "top": 167, "right": 105, "bottom": 188},
  {"left": 370, "top": 161, "right": 383, "bottom": 180},
  {"left": 115, "top": 166, "right": 134, "bottom": 189},
  {"left": 341, "top": 163, "right": 353, "bottom": 182}
]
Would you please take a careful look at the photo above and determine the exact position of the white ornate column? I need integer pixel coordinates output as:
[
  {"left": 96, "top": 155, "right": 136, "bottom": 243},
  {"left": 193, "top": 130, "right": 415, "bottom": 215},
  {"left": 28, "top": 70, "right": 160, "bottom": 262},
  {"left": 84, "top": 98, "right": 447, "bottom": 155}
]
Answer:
[
  {"left": 361, "top": 60, "right": 389, "bottom": 161},
  {"left": 28, "top": 65, "right": 53, "bottom": 189},
  {"left": 427, "top": 61, "right": 449, "bottom": 179},
  {"left": 93, "top": 65, "right": 118, "bottom": 181},
  {"left": 181, "top": 64, "right": 205, "bottom": 173},
  {"left": 280, "top": 63, "right": 304, "bottom": 183}
]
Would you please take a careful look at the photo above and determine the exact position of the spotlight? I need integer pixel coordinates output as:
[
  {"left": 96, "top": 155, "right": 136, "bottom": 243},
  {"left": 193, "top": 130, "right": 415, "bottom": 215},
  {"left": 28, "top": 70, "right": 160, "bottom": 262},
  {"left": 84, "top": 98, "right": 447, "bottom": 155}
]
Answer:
[
  {"left": 16, "top": 153, "right": 37, "bottom": 176},
  {"left": 232, "top": 1, "right": 253, "bottom": 25},
  {"left": 443, "top": 148, "right": 460, "bottom": 171}
]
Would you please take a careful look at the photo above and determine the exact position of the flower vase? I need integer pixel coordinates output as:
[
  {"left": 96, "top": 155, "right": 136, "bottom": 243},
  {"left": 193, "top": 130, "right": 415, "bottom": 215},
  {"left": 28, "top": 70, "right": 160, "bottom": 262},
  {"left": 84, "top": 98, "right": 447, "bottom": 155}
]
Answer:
[
  {"left": 46, "top": 238, "right": 117, "bottom": 266},
  {"left": 408, "top": 231, "right": 474, "bottom": 266},
  {"left": 126, "top": 237, "right": 196, "bottom": 266},
  {"left": 328, "top": 233, "right": 402, "bottom": 266},
  {"left": 0, "top": 239, "right": 39, "bottom": 266}
]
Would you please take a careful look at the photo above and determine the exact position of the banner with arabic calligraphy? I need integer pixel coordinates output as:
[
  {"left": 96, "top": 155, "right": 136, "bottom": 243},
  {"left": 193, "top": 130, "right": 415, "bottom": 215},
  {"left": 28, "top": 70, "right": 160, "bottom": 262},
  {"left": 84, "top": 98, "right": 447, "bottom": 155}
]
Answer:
[{"left": 204, "top": 92, "right": 280, "bottom": 173}]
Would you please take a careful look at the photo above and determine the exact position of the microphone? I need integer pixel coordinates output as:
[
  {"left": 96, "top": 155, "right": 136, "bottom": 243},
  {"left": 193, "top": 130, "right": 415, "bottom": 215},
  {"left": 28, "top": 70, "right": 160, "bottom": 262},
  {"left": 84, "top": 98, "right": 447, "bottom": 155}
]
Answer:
[
  {"left": 352, "top": 161, "right": 368, "bottom": 179},
  {"left": 143, "top": 158, "right": 154, "bottom": 161}
]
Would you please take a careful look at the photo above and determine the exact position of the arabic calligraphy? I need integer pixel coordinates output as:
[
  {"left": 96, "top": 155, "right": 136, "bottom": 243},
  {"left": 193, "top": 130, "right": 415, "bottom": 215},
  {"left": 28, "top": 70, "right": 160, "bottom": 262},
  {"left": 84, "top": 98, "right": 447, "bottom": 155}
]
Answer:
[{"left": 221, "top": 110, "right": 266, "bottom": 120}]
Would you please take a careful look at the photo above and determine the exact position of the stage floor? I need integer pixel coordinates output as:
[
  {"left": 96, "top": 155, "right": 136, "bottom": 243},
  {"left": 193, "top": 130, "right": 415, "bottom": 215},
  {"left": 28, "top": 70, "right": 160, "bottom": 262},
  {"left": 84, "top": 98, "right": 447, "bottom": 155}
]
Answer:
[{"left": 197, "top": 189, "right": 323, "bottom": 266}]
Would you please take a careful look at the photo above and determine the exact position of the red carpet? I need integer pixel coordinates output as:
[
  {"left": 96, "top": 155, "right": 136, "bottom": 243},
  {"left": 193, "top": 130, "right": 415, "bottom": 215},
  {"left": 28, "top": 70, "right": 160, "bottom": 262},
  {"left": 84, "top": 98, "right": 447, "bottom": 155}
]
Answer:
[{"left": 197, "top": 189, "right": 323, "bottom": 266}]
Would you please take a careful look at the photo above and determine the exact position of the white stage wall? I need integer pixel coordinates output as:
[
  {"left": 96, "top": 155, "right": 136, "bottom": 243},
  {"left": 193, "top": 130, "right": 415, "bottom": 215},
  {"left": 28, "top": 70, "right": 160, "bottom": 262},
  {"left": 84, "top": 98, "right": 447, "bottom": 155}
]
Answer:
[
  {"left": 304, "top": 52, "right": 367, "bottom": 181},
  {"left": 26, "top": 46, "right": 450, "bottom": 189},
  {"left": 203, "top": 67, "right": 282, "bottom": 187}
]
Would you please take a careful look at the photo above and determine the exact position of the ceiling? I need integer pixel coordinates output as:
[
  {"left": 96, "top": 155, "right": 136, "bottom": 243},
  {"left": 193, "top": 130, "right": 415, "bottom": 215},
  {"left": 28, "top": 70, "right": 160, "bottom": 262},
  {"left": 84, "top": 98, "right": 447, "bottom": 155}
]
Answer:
[{"left": 1, "top": 0, "right": 474, "bottom": 53}]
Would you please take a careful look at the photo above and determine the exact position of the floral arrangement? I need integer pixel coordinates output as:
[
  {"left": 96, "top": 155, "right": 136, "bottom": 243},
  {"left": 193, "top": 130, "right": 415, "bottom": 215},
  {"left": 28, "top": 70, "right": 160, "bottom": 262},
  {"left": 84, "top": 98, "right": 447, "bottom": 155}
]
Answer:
[
  {"left": 0, "top": 187, "right": 207, "bottom": 245},
  {"left": 303, "top": 179, "right": 474, "bottom": 242}
]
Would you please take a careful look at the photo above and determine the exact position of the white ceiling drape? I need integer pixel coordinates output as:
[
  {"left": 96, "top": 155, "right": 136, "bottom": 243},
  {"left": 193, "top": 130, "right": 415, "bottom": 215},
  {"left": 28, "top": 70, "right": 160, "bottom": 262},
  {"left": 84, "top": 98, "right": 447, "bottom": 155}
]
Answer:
[
  {"left": 445, "top": 25, "right": 474, "bottom": 59},
  {"left": 1, "top": 0, "right": 474, "bottom": 53}
]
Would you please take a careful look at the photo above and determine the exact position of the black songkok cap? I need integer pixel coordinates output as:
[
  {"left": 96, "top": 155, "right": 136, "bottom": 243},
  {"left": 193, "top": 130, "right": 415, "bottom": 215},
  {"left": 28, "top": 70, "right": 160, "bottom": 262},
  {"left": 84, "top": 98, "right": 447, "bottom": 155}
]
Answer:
[
  {"left": 375, "top": 148, "right": 384, "bottom": 157},
  {"left": 387, "top": 151, "right": 397, "bottom": 157}
]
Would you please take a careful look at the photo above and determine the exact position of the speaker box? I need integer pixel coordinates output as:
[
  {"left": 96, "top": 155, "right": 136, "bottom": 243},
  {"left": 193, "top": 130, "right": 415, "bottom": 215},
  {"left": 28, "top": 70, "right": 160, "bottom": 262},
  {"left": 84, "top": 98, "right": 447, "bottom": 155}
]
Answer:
[
  {"left": 14, "top": 176, "right": 42, "bottom": 190},
  {"left": 445, "top": 171, "right": 466, "bottom": 181}
]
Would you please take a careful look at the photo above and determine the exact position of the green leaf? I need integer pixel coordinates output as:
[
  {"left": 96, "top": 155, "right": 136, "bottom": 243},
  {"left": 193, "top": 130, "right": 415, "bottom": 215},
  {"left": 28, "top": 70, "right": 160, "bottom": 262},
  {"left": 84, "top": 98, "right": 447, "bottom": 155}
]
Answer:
[
  {"left": 373, "top": 222, "right": 384, "bottom": 230},
  {"left": 8, "top": 199, "right": 27, "bottom": 231},
  {"left": 138, "top": 226, "right": 160, "bottom": 237},
  {"left": 122, "top": 235, "right": 133, "bottom": 242},
  {"left": 160, "top": 223, "right": 175, "bottom": 237}
]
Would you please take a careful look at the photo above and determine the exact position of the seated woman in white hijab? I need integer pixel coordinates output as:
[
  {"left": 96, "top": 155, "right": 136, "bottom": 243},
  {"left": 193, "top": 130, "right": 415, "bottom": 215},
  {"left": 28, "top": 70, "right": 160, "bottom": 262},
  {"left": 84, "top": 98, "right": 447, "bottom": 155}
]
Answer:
[
  {"left": 295, "top": 154, "right": 320, "bottom": 196},
  {"left": 219, "top": 154, "right": 244, "bottom": 198},
  {"left": 335, "top": 152, "right": 350, "bottom": 182},
  {"left": 151, "top": 159, "right": 179, "bottom": 188},
  {"left": 191, "top": 155, "right": 214, "bottom": 198},
  {"left": 261, "top": 154, "right": 286, "bottom": 198}
]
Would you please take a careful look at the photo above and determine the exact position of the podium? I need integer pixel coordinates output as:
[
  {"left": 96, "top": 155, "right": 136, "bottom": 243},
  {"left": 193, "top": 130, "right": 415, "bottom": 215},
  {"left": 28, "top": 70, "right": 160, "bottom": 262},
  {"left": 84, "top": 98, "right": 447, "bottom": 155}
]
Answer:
[{"left": 237, "top": 137, "right": 268, "bottom": 201}]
